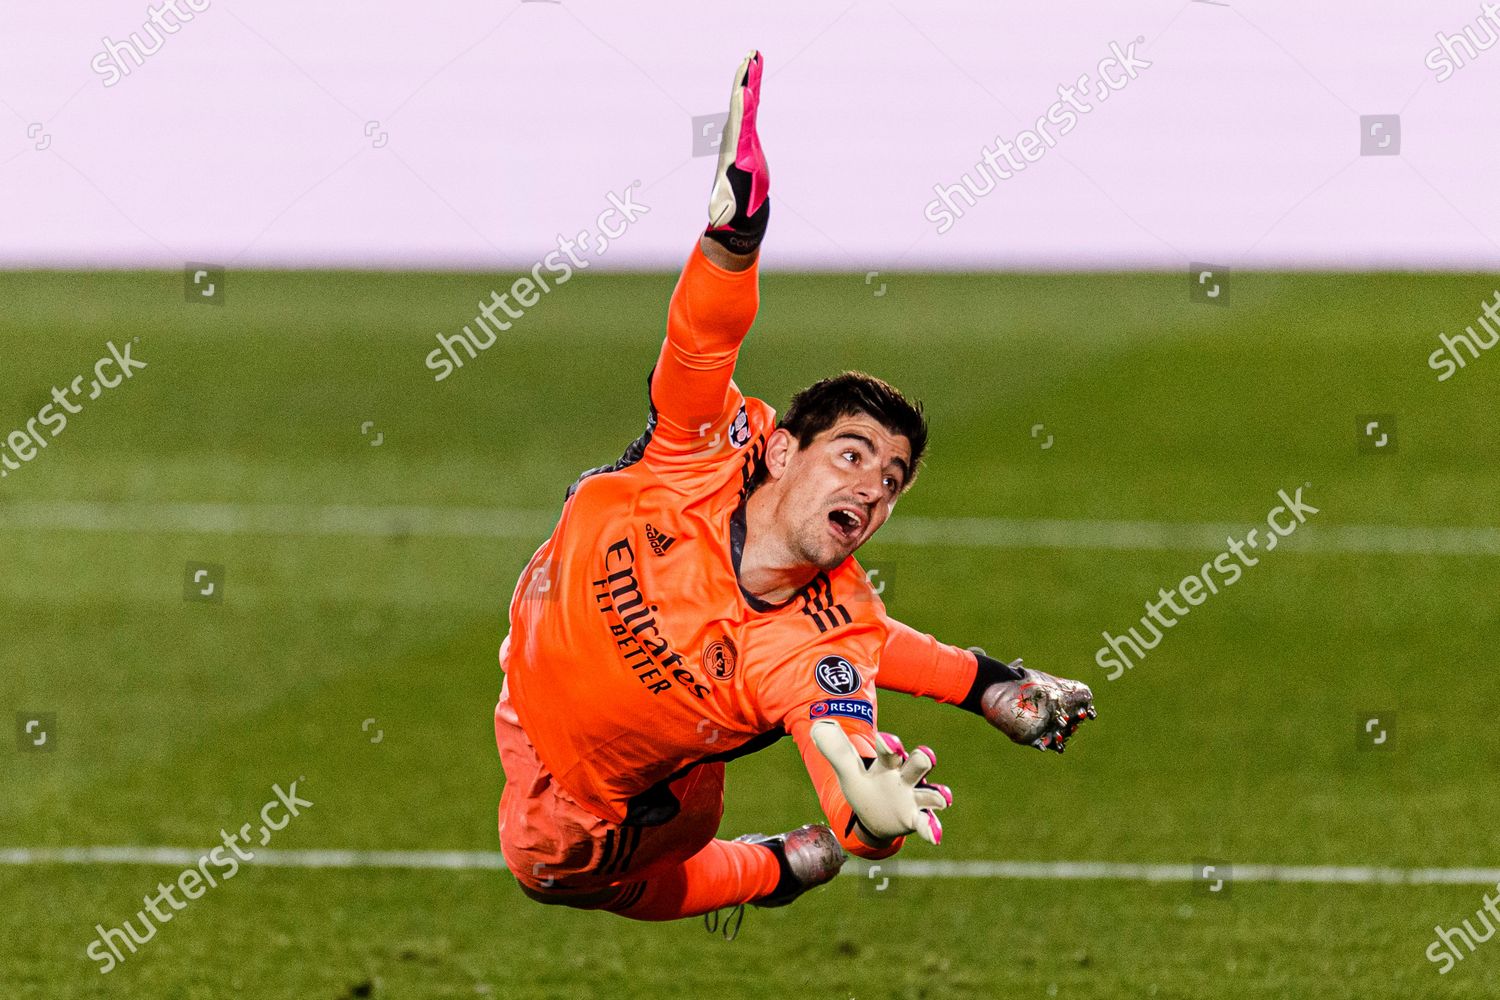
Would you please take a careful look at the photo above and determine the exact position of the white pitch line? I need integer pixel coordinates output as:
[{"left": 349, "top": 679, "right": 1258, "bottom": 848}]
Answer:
[
  {"left": 2, "top": 500, "right": 1497, "bottom": 556},
  {"left": 2, "top": 847, "right": 1497, "bottom": 885},
  {"left": 0, "top": 847, "right": 505, "bottom": 870},
  {"left": 847, "top": 860, "right": 1500, "bottom": 886}
]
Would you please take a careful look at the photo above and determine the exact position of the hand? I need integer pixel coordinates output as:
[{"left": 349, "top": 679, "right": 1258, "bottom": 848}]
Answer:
[
  {"left": 972, "top": 650, "right": 1096, "bottom": 753},
  {"left": 704, "top": 50, "right": 770, "bottom": 257},
  {"left": 811, "top": 721, "right": 951, "bottom": 845}
]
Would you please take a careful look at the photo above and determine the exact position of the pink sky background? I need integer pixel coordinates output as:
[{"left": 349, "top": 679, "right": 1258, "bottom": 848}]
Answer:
[{"left": 3, "top": 0, "right": 1499, "bottom": 270}]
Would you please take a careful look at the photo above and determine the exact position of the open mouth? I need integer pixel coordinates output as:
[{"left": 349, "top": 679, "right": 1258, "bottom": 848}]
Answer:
[{"left": 827, "top": 506, "right": 866, "bottom": 544}]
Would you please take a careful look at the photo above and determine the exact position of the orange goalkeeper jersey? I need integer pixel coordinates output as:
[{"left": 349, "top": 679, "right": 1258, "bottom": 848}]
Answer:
[{"left": 501, "top": 246, "right": 902, "bottom": 858}]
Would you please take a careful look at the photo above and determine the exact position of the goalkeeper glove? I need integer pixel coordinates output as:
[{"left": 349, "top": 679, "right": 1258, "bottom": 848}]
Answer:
[
  {"left": 704, "top": 50, "right": 770, "bottom": 255},
  {"left": 811, "top": 721, "right": 951, "bottom": 846}
]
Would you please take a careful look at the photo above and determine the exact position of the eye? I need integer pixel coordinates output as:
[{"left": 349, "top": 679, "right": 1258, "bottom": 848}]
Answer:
[
  {"left": 841, "top": 450, "right": 858, "bottom": 464},
  {"left": 882, "top": 476, "right": 898, "bottom": 492}
]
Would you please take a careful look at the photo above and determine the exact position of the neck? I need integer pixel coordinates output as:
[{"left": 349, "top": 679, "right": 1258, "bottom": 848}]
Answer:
[{"left": 740, "top": 485, "right": 818, "bottom": 605}]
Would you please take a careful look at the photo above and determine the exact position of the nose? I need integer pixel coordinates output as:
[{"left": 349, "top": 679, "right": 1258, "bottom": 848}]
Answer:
[{"left": 851, "top": 475, "right": 882, "bottom": 504}]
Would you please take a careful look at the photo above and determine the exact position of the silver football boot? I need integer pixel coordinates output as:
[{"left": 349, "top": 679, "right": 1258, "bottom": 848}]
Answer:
[
  {"left": 973, "top": 650, "right": 1097, "bottom": 753},
  {"left": 735, "top": 823, "right": 847, "bottom": 907}
]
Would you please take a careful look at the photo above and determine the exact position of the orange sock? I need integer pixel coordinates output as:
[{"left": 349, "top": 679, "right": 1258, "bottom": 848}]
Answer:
[{"left": 605, "top": 839, "right": 780, "bottom": 921}]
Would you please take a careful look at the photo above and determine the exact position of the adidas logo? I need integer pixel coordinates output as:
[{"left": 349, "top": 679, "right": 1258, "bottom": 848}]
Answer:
[{"left": 645, "top": 523, "right": 676, "bottom": 557}]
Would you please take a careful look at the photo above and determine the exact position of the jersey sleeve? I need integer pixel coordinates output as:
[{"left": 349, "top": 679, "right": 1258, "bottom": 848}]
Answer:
[
  {"left": 757, "top": 636, "right": 904, "bottom": 860},
  {"left": 645, "top": 243, "right": 760, "bottom": 460},
  {"left": 876, "top": 617, "right": 980, "bottom": 707}
]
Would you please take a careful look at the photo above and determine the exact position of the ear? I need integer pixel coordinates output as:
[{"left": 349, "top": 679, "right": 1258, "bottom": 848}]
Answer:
[{"left": 762, "top": 427, "right": 797, "bottom": 482}]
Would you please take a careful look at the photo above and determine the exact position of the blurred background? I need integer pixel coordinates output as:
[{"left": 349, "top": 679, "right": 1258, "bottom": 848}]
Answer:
[
  {"left": 5, "top": 0, "right": 1500, "bottom": 270},
  {"left": 4, "top": 4, "right": 1499, "bottom": 999}
]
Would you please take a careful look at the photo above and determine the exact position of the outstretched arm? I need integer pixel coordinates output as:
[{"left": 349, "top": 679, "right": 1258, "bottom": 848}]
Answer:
[
  {"left": 647, "top": 51, "right": 771, "bottom": 451},
  {"left": 878, "top": 618, "right": 1098, "bottom": 753},
  {"left": 648, "top": 244, "right": 758, "bottom": 447},
  {"left": 791, "top": 716, "right": 951, "bottom": 860},
  {"left": 790, "top": 718, "right": 905, "bottom": 860}
]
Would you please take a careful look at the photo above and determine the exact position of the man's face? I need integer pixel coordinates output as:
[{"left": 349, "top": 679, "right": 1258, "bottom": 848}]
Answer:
[{"left": 766, "top": 414, "right": 913, "bottom": 571}]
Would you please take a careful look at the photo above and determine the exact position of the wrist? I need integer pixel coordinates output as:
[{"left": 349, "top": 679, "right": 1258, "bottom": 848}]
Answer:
[
  {"left": 852, "top": 818, "right": 898, "bottom": 851},
  {"left": 698, "top": 235, "right": 758, "bottom": 272}
]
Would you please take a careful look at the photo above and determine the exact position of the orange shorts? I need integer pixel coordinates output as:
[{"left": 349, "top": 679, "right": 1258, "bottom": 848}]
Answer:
[{"left": 496, "top": 682, "right": 726, "bottom": 892}]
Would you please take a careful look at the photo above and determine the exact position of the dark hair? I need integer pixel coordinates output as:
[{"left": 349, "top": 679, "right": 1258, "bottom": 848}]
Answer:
[{"left": 776, "top": 371, "right": 928, "bottom": 490}]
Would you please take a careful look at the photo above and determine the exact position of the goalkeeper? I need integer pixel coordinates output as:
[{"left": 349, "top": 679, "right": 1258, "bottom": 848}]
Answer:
[{"left": 495, "top": 50, "right": 1096, "bottom": 921}]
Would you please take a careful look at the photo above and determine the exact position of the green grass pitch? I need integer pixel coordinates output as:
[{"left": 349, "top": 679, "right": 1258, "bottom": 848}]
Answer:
[{"left": 1, "top": 268, "right": 1498, "bottom": 998}]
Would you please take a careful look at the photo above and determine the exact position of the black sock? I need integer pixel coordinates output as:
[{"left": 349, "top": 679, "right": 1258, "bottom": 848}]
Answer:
[{"left": 958, "top": 650, "right": 1026, "bottom": 716}]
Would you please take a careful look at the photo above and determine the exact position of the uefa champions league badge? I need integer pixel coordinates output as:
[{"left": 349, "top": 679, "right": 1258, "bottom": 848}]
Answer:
[
  {"left": 728, "top": 405, "right": 751, "bottom": 447},
  {"left": 813, "top": 655, "right": 862, "bottom": 695}
]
